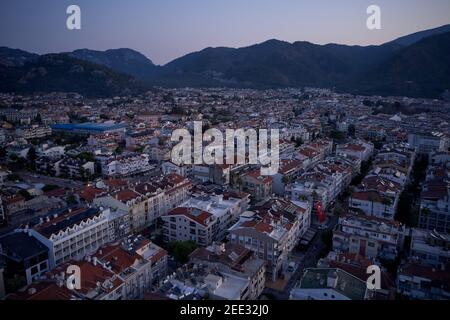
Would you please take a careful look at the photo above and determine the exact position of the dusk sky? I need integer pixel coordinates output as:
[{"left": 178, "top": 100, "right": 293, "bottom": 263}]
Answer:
[{"left": 1, "top": 0, "right": 450, "bottom": 65}]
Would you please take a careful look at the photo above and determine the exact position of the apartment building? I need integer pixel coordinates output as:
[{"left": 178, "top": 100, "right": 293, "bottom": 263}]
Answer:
[
  {"left": 192, "top": 164, "right": 231, "bottom": 185},
  {"left": 397, "top": 262, "right": 450, "bottom": 300},
  {"left": 418, "top": 155, "right": 450, "bottom": 233},
  {"left": 0, "top": 196, "right": 5, "bottom": 224},
  {"left": 37, "top": 145, "right": 65, "bottom": 159},
  {"left": 228, "top": 216, "right": 289, "bottom": 281},
  {"left": 242, "top": 170, "right": 273, "bottom": 202},
  {"left": 92, "top": 236, "right": 168, "bottom": 299},
  {"left": 94, "top": 174, "right": 192, "bottom": 232},
  {"left": 333, "top": 213, "right": 405, "bottom": 261},
  {"left": 254, "top": 198, "right": 312, "bottom": 252},
  {"left": 15, "top": 125, "right": 52, "bottom": 140},
  {"left": 272, "top": 159, "right": 303, "bottom": 196},
  {"left": 290, "top": 180, "right": 329, "bottom": 210},
  {"left": 290, "top": 268, "right": 372, "bottom": 300},
  {"left": 28, "top": 207, "right": 112, "bottom": 268},
  {"left": 162, "top": 207, "right": 217, "bottom": 246},
  {"left": 349, "top": 190, "right": 398, "bottom": 220},
  {"left": 0, "top": 231, "right": 50, "bottom": 285},
  {"left": 9, "top": 236, "right": 168, "bottom": 300},
  {"left": 162, "top": 160, "right": 192, "bottom": 177},
  {"left": 189, "top": 243, "right": 266, "bottom": 300},
  {"left": 55, "top": 157, "right": 95, "bottom": 180},
  {"left": 375, "top": 144, "right": 416, "bottom": 177},
  {"left": 100, "top": 153, "right": 151, "bottom": 177},
  {"left": 336, "top": 140, "right": 374, "bottom": 162},
  {"left": 408, "top": 132, "right": 449, "bottom": 154},
  {"left": 409, "top": 228, "right": 450, "bottom": 269},
  {"left": 178, "top": 191, "right": 250, "bottom": 241}
]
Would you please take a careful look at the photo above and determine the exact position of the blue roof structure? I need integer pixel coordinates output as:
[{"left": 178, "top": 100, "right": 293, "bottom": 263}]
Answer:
[
  {"left": 0, "top": 232, "right": 48, "bottom": 262},
  {"left": 51, "top": 123, "right": 127, "bottom": 133}
]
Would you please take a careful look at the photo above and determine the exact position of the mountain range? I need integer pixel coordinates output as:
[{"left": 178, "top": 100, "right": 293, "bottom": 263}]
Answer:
[{"left": 1, "top": 24, "right": 450, "bottom": 98}]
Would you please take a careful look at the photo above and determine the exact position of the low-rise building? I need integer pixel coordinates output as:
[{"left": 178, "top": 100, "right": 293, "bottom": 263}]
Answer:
[
  {"left": 408, "top": 132, "right": 449, "bottom": 154},
  {"left": 397, "top": 262, "right": 450, "bottom": 300},
  {"left": 189, "top": 242, "right": 266, "bottom": 299},
  {"left": 100, "top": 153, "right": 151, "bottom": 177},
  {"left": 409, "top": 228, "right": 450, "bottom": 269},
  {"left": 227, "top": 198, "right": 309, "bottom": 282},
  {"left": 336, "top": 140, "right": 374, "bottom": 162},
  {"left": 15, "top": 125, "right": 52, "bottom": 140},
  {"left": 0, "top": 231, "right": 50, "bottom": 286},
  {"left": 290, "top": 268, "right": 372, "bottom": 300},
  {"left": 242, "top": 170, "right": 273, "bottom": 202},
  {"left": 162, "top": 207, "right": 217, "bottom": 246},
  {"left": 333, "top": 213, "right": 405, "bottom": 261}
]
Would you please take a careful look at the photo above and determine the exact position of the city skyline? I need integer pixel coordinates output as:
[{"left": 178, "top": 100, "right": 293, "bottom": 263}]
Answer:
[{"left": 1, "top": 0, "right": 450, "bottom": 64}]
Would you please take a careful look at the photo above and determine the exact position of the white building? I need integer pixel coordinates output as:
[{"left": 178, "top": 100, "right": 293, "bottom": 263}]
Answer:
[
  {"left": 93, "top": 174, "right": 192, "bottom": 232},
  {"left": 333, "top": 214, "right": 404, "bottom": 261},
  {"left": 410, "top": 228, "right": 450, "bottom": 269},
  {"left": 290, "top": 268, "right": 371, "bottom": 300},
  {"left": 179, "top": 192, "right": 250, "bottom": 240},
  {"left": 349, "top": 191, "right": 398, "bottom": 220},
  {"left": 408, "top": 132, "right": 449, "bottom": 154},
  {"left": 28, "top": 207, "right": 112, "bottom": 268},
  {"left": 162, "top": 207, "right": 217, "bottom": 246},
  {"left": 336, "top": 140, "right": 374, "bottom": 162},
  {"left": 100, "top": 153, "right": 151, "bottom": 177}
]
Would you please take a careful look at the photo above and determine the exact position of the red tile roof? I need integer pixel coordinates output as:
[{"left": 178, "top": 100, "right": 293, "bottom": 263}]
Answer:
[{"left": 167, "top": 207, "right": 213, "bottom": 227}]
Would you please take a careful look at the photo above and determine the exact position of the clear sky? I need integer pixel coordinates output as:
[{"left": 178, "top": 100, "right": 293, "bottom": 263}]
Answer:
[{"left": 1, "top": 0, "right": 450, "bottom": 65}]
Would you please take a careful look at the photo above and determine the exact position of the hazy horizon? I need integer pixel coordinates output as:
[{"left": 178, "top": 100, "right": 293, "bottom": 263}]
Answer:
[{"left": 1, "top": 0, "right": 450, "bottom": 65}]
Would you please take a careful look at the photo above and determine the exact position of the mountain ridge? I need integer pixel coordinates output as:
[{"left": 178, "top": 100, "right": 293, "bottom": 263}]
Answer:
[{"left": 0, "top": 24, "right": 449, "bottom": 98}]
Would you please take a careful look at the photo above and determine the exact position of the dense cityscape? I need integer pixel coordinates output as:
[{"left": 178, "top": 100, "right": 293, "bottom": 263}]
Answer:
[
  {"left": 0, "top": 87, "right": 449, "bottom": 301},
  {"left": 1, "top": 1, "right": 450, "bottom": 309}
]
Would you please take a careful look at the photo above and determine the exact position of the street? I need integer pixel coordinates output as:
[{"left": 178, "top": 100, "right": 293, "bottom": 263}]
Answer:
[
  {"left": 262, "top": 214, "right": 339, "bottom": 300},
  {"left": 16, "top": 171, "right": 84, "bottom": 190}
]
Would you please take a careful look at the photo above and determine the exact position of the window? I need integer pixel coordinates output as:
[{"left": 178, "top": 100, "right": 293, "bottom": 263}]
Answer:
[{"left": 30, "top": 266, "right": 39, "bottom": 275}]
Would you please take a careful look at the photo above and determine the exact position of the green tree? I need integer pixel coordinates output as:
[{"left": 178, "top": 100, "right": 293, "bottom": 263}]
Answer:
[
  {"left": 7, "top": 173, "right": 22, "bottom": 182},
  {"left": 114, "top": 146, "right": 123, "bottom": 155},
  {"left": 167, "top": 241, "right": 198, "bottom": 264},
  {"left": 27, "top": 147, "right": 37, "bottom": 170},
  {"left": 348, "top": 124, "right": 356, "bottom": 137},
  {"left": 18, "top": 190, "right": 33, "bottom": 201},
  {"left": 79, "top": 152, "right": 95, "bottom": 162},
  {"left": 0, "top": 146, "right": 6, "bottom": 159},
  {"left": 42, "top": 185, "right": 59, "bottom": 192},
  {"left": 66, "top": 195, "right": 77, "bottom": 205}
]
